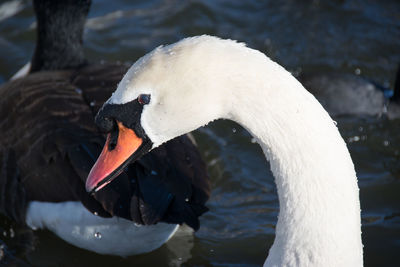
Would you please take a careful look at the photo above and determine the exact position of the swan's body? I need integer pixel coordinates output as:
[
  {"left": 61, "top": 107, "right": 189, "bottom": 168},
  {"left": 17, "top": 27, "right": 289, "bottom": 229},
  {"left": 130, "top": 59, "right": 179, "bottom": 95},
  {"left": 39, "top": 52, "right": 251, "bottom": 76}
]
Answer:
[{"left": 88, "top": 36, "right": 363, "bottom": 266}]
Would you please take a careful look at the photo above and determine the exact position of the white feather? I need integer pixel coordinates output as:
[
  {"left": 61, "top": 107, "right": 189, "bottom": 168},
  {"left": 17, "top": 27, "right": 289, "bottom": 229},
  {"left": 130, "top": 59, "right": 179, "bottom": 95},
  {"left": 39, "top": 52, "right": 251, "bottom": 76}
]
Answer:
[{"left": 26, "top": 201, "right": 178, "bottom": 256}]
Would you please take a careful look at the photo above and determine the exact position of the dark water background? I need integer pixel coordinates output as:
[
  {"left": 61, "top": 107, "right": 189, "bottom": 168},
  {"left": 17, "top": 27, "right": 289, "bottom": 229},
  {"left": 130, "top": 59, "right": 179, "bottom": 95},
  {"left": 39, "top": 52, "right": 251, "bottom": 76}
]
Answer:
[{"left": 0, "top": 0, "right": 399, "bottom": 266}]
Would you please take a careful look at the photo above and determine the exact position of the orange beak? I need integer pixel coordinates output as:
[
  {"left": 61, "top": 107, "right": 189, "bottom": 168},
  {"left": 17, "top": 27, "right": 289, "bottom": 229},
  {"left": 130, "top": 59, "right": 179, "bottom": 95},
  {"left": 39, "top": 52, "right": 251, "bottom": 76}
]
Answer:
[{"left": 86, "top": 121, "right": 143, "bottom": 193}]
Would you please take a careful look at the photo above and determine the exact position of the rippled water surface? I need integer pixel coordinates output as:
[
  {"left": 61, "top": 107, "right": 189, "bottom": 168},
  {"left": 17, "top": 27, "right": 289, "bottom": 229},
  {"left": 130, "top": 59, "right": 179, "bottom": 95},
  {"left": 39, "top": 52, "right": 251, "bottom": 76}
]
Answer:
[{"left": 0, "top": 0, "right": 399, "bottom": 266}]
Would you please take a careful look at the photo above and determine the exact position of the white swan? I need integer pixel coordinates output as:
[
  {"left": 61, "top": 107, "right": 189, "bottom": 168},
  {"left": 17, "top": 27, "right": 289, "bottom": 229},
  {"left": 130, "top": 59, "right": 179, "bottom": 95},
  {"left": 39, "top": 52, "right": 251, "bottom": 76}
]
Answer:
[{"left": 86, "top": 35, "right": 363, "bottom": 266}]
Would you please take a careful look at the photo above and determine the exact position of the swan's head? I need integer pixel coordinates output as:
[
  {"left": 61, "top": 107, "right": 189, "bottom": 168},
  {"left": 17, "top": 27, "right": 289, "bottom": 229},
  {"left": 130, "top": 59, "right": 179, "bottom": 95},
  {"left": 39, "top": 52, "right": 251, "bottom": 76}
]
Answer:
[{"left": 86, "top": 36, "right": 232, "bottom": 193}]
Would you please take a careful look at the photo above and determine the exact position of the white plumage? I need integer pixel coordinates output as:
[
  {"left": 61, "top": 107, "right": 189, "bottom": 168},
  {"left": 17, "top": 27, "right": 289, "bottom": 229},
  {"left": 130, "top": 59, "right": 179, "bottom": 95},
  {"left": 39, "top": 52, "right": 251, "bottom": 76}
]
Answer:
[
  {"left": 26, "top": 201, "right": 179, "bottom": 256},
  {"left": 109, "top": 35, "right": 363, "bottom": 266}
]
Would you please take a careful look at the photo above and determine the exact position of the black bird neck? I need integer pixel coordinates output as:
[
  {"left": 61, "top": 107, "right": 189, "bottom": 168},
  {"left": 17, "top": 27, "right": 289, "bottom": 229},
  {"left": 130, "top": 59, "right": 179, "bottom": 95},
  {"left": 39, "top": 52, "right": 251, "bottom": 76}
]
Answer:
[{"left": 30, "top": 0, "right": 91, "bottom": 73}]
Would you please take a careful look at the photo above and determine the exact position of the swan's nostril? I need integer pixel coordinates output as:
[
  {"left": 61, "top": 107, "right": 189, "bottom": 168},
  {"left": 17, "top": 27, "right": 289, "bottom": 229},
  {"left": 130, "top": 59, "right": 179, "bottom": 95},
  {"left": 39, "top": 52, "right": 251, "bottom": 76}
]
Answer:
[
  {"left": 109, "top": 140, "right": 117, "bottom": 150},
  {"left": 108, "top": 126, "right": 119, "bottom": 151}
]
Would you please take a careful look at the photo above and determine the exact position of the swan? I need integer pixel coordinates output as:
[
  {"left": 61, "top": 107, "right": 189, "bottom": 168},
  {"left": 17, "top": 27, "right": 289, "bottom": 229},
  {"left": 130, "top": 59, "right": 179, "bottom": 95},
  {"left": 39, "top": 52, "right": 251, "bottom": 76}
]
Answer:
[
  {"left": 86, "top": 35, "right": 364, "bottom": 266},
  {"left": 0, "top": 0, "right": 209, "bottom": 257}
]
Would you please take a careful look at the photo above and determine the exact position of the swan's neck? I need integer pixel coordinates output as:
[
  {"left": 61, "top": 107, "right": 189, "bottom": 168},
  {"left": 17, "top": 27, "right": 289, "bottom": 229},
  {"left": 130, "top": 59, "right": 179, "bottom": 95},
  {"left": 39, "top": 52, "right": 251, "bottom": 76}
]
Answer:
[{"left": 227, "top": 58, "right": 363, "bottom": 266}]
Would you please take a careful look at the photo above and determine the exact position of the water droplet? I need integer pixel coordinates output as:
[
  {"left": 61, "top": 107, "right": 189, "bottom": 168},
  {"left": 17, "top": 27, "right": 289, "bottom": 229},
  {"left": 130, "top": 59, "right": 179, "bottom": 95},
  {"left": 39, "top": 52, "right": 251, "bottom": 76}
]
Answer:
[
  {"left": 232, "top": 128, "right": 237, "bottom": 133},
  {"left": 290, "top": 67, "right": 302, "bottom": 77},
  {"left": 75, "top": 88, "right": 82, "bottom": 94},
  {"left": 150, "top": 170, "right": 158, "bottom": 175},
  {"left": 251, "top": 137, "right": 257, "bottom": 144},
  {"left": 94, "top": 232, "right": 102, "bottom": 239},
  {"left": 178, "top": 257, "right": 182, "bottom": 261},
  {"left": 383, "top": 140, "right": 390, "bottom": 146},
  {"left": 93, "top": 212, "right": 98, "bottom": 216},
  {"left": 90, "top": 101, "right": 95, "bottom": 107},
  {"left": 185, "top": 198, "right": 189, "bottom": 202},
  {"left": 348, "top": 136, "right": 360, "bottom": 143},
  {"left": 354, "top": 68, "right": 361, "bottom": 75},
  {"left": 9, "top": 228, "right": 14, "bottom": 238},
  {"left": 209, "top": 158, "right": 218, "bottom": 166}
]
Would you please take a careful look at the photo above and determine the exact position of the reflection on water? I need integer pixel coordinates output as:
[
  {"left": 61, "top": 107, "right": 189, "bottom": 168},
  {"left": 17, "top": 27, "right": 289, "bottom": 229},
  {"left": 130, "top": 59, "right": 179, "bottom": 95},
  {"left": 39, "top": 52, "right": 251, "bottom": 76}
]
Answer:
[{"left": 0, "top": 0, "right": 399, "bottom": 266}]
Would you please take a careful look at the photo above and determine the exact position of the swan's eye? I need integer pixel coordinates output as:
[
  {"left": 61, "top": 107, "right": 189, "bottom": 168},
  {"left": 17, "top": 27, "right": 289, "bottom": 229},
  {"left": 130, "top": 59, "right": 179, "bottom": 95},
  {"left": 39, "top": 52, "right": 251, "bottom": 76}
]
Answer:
[{"left": 138, "top": 94, "right": 151, "bottom": 105}]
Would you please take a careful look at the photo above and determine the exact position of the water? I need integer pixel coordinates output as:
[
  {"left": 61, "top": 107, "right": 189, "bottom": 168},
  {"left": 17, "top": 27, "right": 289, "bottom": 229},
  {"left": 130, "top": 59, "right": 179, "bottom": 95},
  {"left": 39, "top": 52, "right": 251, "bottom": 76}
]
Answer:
[{"left": 0, "top": 0, "right": 399, "bottom": 266}]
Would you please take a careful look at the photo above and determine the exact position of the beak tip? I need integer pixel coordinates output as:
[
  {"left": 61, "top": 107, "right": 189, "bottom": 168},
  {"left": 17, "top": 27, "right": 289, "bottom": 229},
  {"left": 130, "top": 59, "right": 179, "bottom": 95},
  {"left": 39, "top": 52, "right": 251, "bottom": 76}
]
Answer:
[
  {"left": 85, "top": 171, "right": 98, "bottom": 194},
  {"left": 85, "top": 181, "right": 95, "bottom": 193}
]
